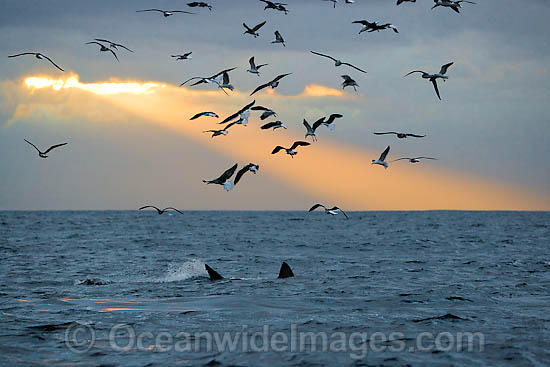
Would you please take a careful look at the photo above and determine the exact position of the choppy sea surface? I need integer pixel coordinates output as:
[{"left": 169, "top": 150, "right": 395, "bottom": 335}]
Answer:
[{"left": 0, "top": 211, "right": 549, "bottom": 366}]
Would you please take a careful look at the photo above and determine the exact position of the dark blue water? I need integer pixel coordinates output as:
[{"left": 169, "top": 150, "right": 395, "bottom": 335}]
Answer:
[{"left": 1, "top": 211, "right": 549, "bottom": 366}]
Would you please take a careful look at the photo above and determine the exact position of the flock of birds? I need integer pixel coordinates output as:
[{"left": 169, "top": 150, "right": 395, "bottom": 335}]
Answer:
[{"left": 9, "top": 0, "right": 477, "bottom": 219}]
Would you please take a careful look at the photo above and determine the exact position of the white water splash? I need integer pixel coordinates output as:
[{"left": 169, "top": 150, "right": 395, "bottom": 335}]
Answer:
[{"left": 159, "top": 259, "right": 208, "bottom": 282}]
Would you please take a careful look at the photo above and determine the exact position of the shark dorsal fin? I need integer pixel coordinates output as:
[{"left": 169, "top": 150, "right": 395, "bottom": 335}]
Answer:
[
  {"left": 205, "top": 264, "right": 223, "bottom": 280},
  {"left": 278, "top": 262, "right": 294, "bottom": 279}
]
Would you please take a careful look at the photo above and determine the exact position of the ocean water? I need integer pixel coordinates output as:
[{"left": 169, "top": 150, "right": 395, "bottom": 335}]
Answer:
[{"left": 0, "top": 211, "right": 549, "bottom": 366}]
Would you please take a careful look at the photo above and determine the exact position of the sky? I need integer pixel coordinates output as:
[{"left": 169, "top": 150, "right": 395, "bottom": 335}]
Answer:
[{"left": 0, "top": 0, "right": 549, "bottom": 210}]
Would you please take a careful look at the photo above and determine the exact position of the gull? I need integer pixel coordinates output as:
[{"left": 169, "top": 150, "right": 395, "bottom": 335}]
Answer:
[
  {"left": 94, "top": 39, "right": 133, "bottom": 52},
  {"left": 272, "top": 141, "right": 311, "bottom": 158},
  {"left": 341, "top": 75, "right": 358, "bottom": 91},
  {"left": 136, "top": 9, "right": 196, "bottom": 17},
  {"left": 187, "top": 2, "right": 212, "bottom": 10},
  {"left": 397, "top": 0, "right": 416, "bottom": 5},
  {"left": 24, "top": 139, "right": 67, "bottom": 158},
  {"left": 180, "top": 67, "right": 237, "bottom": 95},
  {"left": 303, "top": 118, "right": 325, "bottom": 142},
  {"left": 260, "top": 0, "right": 289, "bottom": 14},
  {"left": 404, "top": 62, "right": 453, "bottom": 100},
  {"left": 261, "top": 120, "right": 288, "bottom": 130},
  {"left": 219, "top": 100, "right": 256, "bottom": 125},
  {"left": 392, "top": 157, "right": 438, "bottom": 163},
  {"left": 372, "top": 146, "right": 390, "bottom": 169},
  {"left": 190, "top": 111, "right": 219, "bottom": 120},
  {"left": 172, "top": 52, "right": 192, "bottom": 60},
  {"left": 320, "top": 113, "right": 343, "bottom": 131},
  {"left": 85, "top": 42, "right": 119, "bottom": 62},
  {"left": 203, "top": 121, "right": 239, "bottom": 138},
  {"left": 309, "top": 204, "right": 349, "bottom": 219},
  {"left": 243, "top": 21, "right": 266, "bottom": 38},
  {"left": 432, "top": 0, "right": 476, "bottom": 13},
  {"left": 353, "top": 20, "right": 399, "bottom": 34},
  {"left": 8, "top": 52, "right": 64, "bottom": 71},
  {"left": 203, "top": 163, "right": 258, "bottom": 191},
  {"left": 310, "top": 51, "right": 366, "bottom": 73},
  {"left": 139, "top": 206, "right": 183, "bottom": 215},
  {"left": 271, "top": 31, "right": 286, "bottom": 47},
  {"left": 247, "top": 56, "right": 268, "bottom": 76},
  {"left": 251, "top": 106, "right": 277, "bottom": 120},
  {"left": 374, "top": 132, "right": 426, "bottom": 139},
  {"left": 250, "top": 73, "right": 292, "bottom": 96}
]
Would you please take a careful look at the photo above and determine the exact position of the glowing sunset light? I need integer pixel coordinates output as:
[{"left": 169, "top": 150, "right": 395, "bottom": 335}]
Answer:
[{"left": 24, "top": 75, "right": 163, "bottom": 95}]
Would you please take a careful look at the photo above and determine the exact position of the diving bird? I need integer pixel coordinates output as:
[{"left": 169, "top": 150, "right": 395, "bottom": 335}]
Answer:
[
  {"left": 397, "top": 0, "right": 416, "bottom": 5},
  {"left": 374, "top": 132, "right": 426, "bottom": 139},
  {"left": 243, "top": 21, "right": 266, "bottom": 38},
  {"left": 136, "top": 9, "right": 196, "bottom": 17},
  {"left": 203, "top": 163, "right": 238, "bottom": 191},
  {"left": 261, "top": 120, "right": 288, "bottom": 130},
  {"left": 24, "top": 139, "right": 67, "bottom": 158},
  {"left": 251, "top": 106, "right": 277, "bottom": 120},
  {"left": 250, "top": 73, "right": 292, "bottom": 96},
  {"left": 190, "top": 111, "right": 219, "bottom": 120},
  {"left": 260, "top": 0, "right": 289, "bottom": 14},
  {"left": 187, "top": 2, "right": 212, "bottom": 10},
  {"left": 432, "top": 0, "right": 476, "bottom": 13},
  {"left": 172, "top": 52, "right": 192, "bottom": 60},
  {"left": 220, "top": 100, "right": 256, "bottom": 125},
  {"left": 139, "top": 206, "right": 184, "bottom": 215},
  {"left": 303, "top": 118, "right": 325, "bottom": 142},
  {"left": 203, "top": 121, "right": 239, "bottom": 138},
  {"left": 392, "top": 157, "right": 438, "bottom": 163},
  {"left": 404, "top": 62, "right": 453, "bottom": 100},
  {"left": 271, "top": 141, "right": 311, "bottom": 157},
  {"left": 94, "top": 39, "right": 133, "bottom": 52},
  {"left": 85, "top": 42, "right": 119, "bottom": 62},
  {"left": 271, "top": 31, "right": 286, "bottom": 47},
  {"left": 234, "top": 163, "right": 260, "bottom": 186},
  {"left": 309, "top": 204, "right": 349, "bottom": 219},
  {"left": 247, "top": 56, "right": 268, "bottom": 75},
  {"left": 320, "top": 113, "right": 343, "bottom": 131},
  {"left": 8, "top": 52, "right": 64, "bottom": 71},
  {"left": 310, "top": 51, "right": 366, "bottom": 73},
  {"left": 372, "top": 146, "right": 390, "bottom": 169},
  {"left": 341, "top": 75, "right": 359, "bottom": 91},
  {"left": 353, "top": 20, "right": 399, "bottom": 34}
]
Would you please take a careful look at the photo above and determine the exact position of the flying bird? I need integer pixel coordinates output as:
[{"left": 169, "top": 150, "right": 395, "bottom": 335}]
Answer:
[
  {"left": 251, "top": 105, "right": 277, "bottom": 120},
  {"left": 139, "top": 206, "right": 184, "bottom": 215},
  {"left": 190, "top": 112, "right": 219, "bottom": 120},
  {"left": 203, "top": 121, "right": 239, "bottom": 138},
  {"left": 261, "top": 120, "right": 288, "bottom": 130},
  {"left": 250, "top": 73, "right": 292, "bottom": 96},
  {"left": 24, "top": 139, "right": 67, "bottom": 158},
  {"left": 374, "top": 132, "right": 426, "bottom": 139},
  {"left": 180, "top": 67, "right": 237, "bottom": 95},
  {"left": 320, "top": 113, "right": 343, "bottom": 131},
  {"left": 310, "top": 51, "right": 366, "bottom": 73},
  {"left": 203, "top": 163, "right": 258, "bottom": 191},
  {"left": 247, "top": 56, "right": 268, "bottom": 75},
  {"left": 309, "top": 204, "right": 349, "bottom": 219},
  {"left": 404, "top": 62, "right": 454, "bottom": 100},
  {"left": 85, "top": 42, "right": 119, "bottom": 62},
  {"left": 243, "top": 21, "right": 267, "bottom": 38},
  {"left": 172, "top": 52, "right": 192, "bottom": 60},
  {"left": 271, "top": 31, "right": 286, "bottom": 47},
  {"left": 271, "top": 141, "right": 311, "bottom": 157},
  {"left": 187, "top": 2, "right": 212, "bottom": 10},
  {"left": 432, "top": 0, "right": 476, "bottom": 13},
  {"left": 392, "top": 157, "right": 438, "bottom": 163},
  {"left": 397, "top": 0, "right": 416, "bottom": 5},
  {"left": 353, "top": 20, "right": 399, "bottom": 34},
  {"left": 372, "top": 146, "right": 390, "bottom": 169},
  {"left": 220, "top": 100, "right": 256, "bottom": 125},
  {"left": 260, "top": 0, "right": 289, "bottom": 14},
  {"left": 218, "top": 71, "right": 235, "bottom": 93},
  {"left": 136, "top": 9, "right": 196, "bottom": 17},
  {"left": 94, "top": 39, "right": 133, "bottom": 52},
  {"left": 8, "top": 52, "right": 64, "bottom": 71},
  {"left": 234, "top": 163, "right": 260, "bottom": 186},
  {"left": 341, "top": 75, "right": 359, "bottom": 91},
  {"left": 303, "top": 118, "right": 325, "bottom": 142}
]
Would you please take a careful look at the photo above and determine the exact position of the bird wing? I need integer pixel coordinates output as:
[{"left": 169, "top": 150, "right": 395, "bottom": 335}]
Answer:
[
  {"left": 249, "top": 56, "right": 256, "bottom": 69},
  {"left": 379, "top": 145, "right": 390, "bottom": 161},
  {"left": 310, "top": 51, "right": 337, "bottom": 62},
  {"left": 220, "top": 100, "right": 255, "bottom": 124},
  {"left": 290, "top": 141, "right": 311, "bottom": 150},
  {"left": 136, "top": 9, "right": 163, "bottom": 12},
  {"left": 352, "top": 20, "right": 372, "bottom": 26},
  {"left": 8, "top": 52, "right": 37, "bottom": 58},
  {"left": 234, "top": 165, "right": 252, "bottom": 185},
  {"left": 222, "top": 72, "right": 230, "bottom": 85},
  {"left": 251, "top": 105, "right": 269, "bottom": 111},
  {"left": 391, "top": 158, "right": 410, "bottom": 162},
  {"left": 24, "top": 139, "right": 41, "bottom": 153},
  {"left": 164, "top": 207, "right": 184, "bottom": 214},
  {"left": 243, "top": 23, "right": 253, "bottom": 32},
  {"left": 191, "top": 112, "right": 217, "bottom": 120},
  {"left": 431, "top": 79, "right": 441, "bottom": 100},
  {"left": 271, "top": 146, "right": 285, "bottom": 154},
  {"left": 302, "top": 119, "right": 313, "bottom": 132},
  {"left": 171, "top": 10, "right": 197, "bottom": 14},
  {"left": 373, "top": 132, "right": 398, "bottom": 135},
  {"left": 41, "top": 54, "right": 65, "bottom": 71},
  {"left": 139, "top": 205, "right": 161, "bottom": 211},
  {"left": 325, "top": 113, "right": 343, "bottom": 124},
  {"left": 406, "top": 133, "right": 426, "bottom": 138},
  {"left": 415, "top": 157, "right": 438, "bottom": 160},
  {"left": 218, "top": 163, "right": 239, "bottom": 181},
  {"left": 341, "top": 74, "right": 353, "bottom": 82},
  {"left": 43, "top": 143, "right": 68, "bottom": 154},
  {"left": 260, "top": 111, "right": 275, "bottom": 120},
  {"left": 261, "top": 121, "right": 279, "bottom": 129},
  {"left": 331, "top": 207, "right": 349, "bottom": 219},
  {"left": 340, "top": 62, "right": 367, "bottom": 73},
  {"left": 224, "top": 121, "right": 239, "bottom": 130},
  {"left": 250, "top": 82, "right": 269, "bottom": 96},
  {"left": 309, "top": 204, "right": 325, "bottom": 212},
  {"left": 272, "top": 73, "right": 292, "bottom": 83},
  {"left": 274, "top": 30, "right": 282, "bottom": 39},
  {"left": 108, "top": 48, "right": 120, "bottom": 62},
  {"left": 403, "top": 70, "right": 426, "bottom": 78},
  {"left": 439, "top": 62, "right": 454, "bottom": 75},
  {"left": 211, "top": 67, "right": 237, "bottom": 79},
  {"left": 179, "top": 77, "right": 202, "bottom": 86},
  {"left": 117, "top": 44, "right": 133, "bottom": 52},
  {"left": 252, "top": 21, "right": 267, "bottom": 32},
  {"left": 312, "top": 117, "right": 326, "bottom": 131}
]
